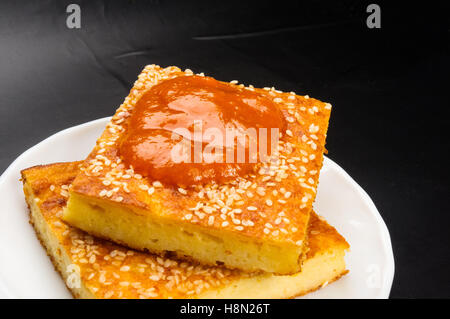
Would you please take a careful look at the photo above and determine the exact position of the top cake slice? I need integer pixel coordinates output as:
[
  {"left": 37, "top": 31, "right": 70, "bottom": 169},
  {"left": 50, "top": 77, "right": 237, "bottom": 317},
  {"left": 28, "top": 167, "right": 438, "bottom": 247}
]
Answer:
[{"left": 63, "top": 64, "right": 332, "bottom": 274}]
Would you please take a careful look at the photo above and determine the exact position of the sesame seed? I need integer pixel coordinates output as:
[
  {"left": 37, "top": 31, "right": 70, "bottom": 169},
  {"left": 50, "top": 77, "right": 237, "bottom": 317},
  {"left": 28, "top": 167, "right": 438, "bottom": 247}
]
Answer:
[
  {"left": 221, "top": 221, "right": 229, "bottom": 227},
  {"left": 284, "top": 191, "right": 292, "bottom": 199},
  {"left": 247, "top": 206, "right": 257, "bottom": 211},
  {"left": 256, "top": 187, "right": 266, "bottom": 196},
  {"left": 120, "top": 265, "right": 130, "bottom": 272},
  {"left": 153, "top": 181, "right": 162, "bottom": 188},
  {"left": 273, "top": 97, "right": 283, "bottom": 103},
  {"left": 178, "top": 187, "right": 187, "bottom": 195},
  {"left": 263, "top": 228, "right": 270, "bottom": 234},
  {"left": 104, "top": 291, "right": 114, "bottom": 298},
  {"left": 309, "top": 124, "right": 319, "bottom": 133},
  {"left": 53, "top": 221, "right": 63, "bottom": 227},
  {"left": 265, "top": 199, "right": 273, "bottom": 206},
  {"left": 149, "top": 275, "right": 160, "bottom": 281},
  {"left": 295, "top": 240, "right": 303, "bottom": 246},
  {"left": 202, "top": 206, "right": 215, "bottom": 214}
]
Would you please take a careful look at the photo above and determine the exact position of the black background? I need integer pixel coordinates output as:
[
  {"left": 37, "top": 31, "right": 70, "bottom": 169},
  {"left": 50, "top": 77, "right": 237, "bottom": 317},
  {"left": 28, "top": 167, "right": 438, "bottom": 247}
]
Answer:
[{"left": 0, "top": 1, "right": 449, "bottom": 298}]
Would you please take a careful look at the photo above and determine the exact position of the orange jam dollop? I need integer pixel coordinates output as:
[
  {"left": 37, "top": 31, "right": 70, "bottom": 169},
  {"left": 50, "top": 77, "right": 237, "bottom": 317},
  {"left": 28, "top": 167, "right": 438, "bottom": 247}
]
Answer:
[{"left": 118, "top": 75, "right": 285, "bottom": 186}]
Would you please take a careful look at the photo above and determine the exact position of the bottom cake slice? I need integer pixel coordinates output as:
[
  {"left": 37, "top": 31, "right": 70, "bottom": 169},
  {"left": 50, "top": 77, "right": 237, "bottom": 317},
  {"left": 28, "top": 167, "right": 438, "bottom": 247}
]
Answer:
[{"left": 21, "top": 162, "right": 349, "bottom": 299}]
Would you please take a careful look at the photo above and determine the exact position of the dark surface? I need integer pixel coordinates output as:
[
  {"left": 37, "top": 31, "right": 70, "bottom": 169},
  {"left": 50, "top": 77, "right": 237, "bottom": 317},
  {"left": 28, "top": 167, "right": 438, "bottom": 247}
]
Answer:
[{"left": 0, "top": 1, "right": 449, "bottom": 298}]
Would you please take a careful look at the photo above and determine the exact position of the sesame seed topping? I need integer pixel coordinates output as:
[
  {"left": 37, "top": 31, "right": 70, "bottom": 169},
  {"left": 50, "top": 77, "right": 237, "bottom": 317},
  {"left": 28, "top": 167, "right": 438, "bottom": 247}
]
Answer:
[
  {"left": 153, "top": 181, "right": 162, "bottom": 188},
  {"left": 309, "top": 124, "right": 319, "bottom": 133}
]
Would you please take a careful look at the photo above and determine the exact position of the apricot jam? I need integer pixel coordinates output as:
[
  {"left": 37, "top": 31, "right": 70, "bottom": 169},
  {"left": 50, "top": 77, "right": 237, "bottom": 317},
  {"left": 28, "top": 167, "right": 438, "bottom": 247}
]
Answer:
[{"left": 119, "top": 75, "right": 285, "bottom": 186}]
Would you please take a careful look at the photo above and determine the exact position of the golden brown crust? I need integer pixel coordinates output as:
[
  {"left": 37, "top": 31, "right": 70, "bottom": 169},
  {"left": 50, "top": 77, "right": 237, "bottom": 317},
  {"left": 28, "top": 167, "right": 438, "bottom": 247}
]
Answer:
[{"left": 307, "top": 213, "right": 350, "bottom": 258}]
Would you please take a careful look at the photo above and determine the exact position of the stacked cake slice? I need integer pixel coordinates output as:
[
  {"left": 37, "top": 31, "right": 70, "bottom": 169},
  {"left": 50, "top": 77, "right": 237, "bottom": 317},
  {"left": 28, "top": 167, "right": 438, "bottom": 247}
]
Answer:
[{"left": 21, "top": 65, "right": 349, "bottom": 298}]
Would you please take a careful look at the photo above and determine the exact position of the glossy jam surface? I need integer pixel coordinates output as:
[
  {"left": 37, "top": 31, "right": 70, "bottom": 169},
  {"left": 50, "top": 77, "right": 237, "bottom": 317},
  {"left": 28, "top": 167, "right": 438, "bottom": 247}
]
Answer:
[{"left": 119, "top": 75, "right": 285, "bottom": 186}]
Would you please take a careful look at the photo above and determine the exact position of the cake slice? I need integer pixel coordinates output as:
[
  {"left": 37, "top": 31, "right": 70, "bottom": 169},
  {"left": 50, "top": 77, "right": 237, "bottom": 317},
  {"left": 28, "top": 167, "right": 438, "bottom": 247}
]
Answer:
[
  {"left": 63, "top": 64, "right": 332, "bottom": 274},
  {"left": 22, "top": 162, "right": 349, "bottom": 299}
]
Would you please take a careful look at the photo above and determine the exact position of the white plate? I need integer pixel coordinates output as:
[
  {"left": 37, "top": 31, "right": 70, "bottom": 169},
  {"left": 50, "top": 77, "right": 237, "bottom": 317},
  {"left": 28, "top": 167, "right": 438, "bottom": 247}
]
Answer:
[{"left": 0, "top": 117, "right": 395, "bottom": 299}]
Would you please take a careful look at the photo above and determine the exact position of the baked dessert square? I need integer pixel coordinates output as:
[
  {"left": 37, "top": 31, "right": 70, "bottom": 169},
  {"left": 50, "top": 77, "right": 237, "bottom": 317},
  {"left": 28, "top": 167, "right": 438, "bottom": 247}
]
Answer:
[
  {"left": 22, "top": 162, "right": 349, "bottom": 299},
  {"left": 62, "top": 65, "right": 332, "bottom": 274}
]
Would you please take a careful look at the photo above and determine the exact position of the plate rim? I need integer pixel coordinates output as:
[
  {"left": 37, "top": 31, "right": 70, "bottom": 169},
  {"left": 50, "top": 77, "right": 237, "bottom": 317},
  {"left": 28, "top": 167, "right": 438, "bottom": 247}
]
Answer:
[
  {"left": 321, "top": 157, "right": 395, "bottom": 298},
  {"left": 0, "top": 117, "right": 395, "bottom": 299}
]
